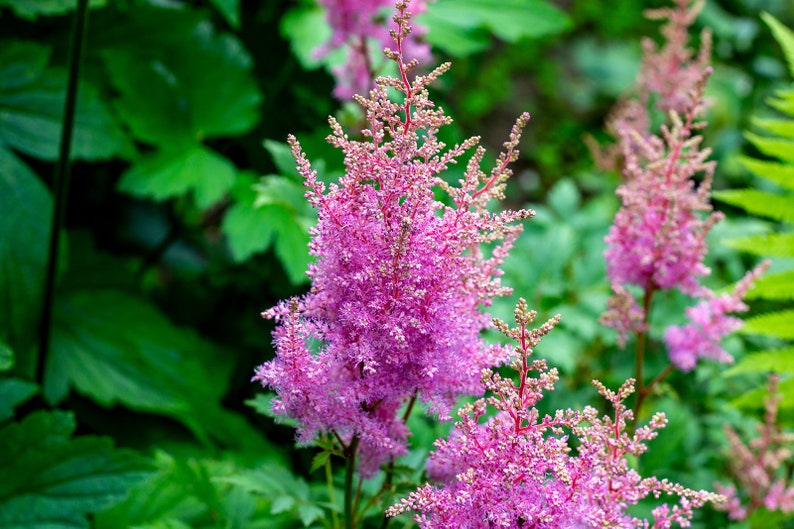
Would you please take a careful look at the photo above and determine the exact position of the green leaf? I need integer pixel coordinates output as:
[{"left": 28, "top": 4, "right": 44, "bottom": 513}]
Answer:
[
  {"left": 768, "top": 88, "right": 794, "bottom": 117},
  {"left": 0, "top": 378, "right": 38, "bottom": 422},
  {"left": 744, "top": 131, "right": 794, "bottom": 164},
  {"left": 0, "top": 147, "right": 52, "bottom": 351},
  {"left": 723, "top": 232, "right": 794, "bottom": 257},
  {"left": 0, "top": 0, "right": 106, "bottom": 20},
  {"left": 733, "top": 377, "right": 794, "bottom": 410},
  {"left": 750, "top": 116, "right": 794, "bottom": 139},
  {"left": 725, "top": 346, "right": 794, "bottom": 376},
  {"left": 762, "top": 12, "right": 794, "bottom": 79},
  {"left": 739, "top": 156, "right": 794, "bottom": 191},
  {"left": 0, "top": 341, "right": 12, "bottom": 372},
  {"left": 46, "top": 289, "right": 244, "bottom": 445},
  {"left": 119, "top": 146, "right": 236, "bottom": 209},
  {"left": 747, "top": 270, "right": 794, "bottom": 301},
  {"left": 421, "top": 0, "right": 569, "bottom": 56},
  {"left": 103, "top": 22, "right": 261, "bottom": 146},
  {"left": 713, "top": 188, "right": 794, "bottom": 223},
  {"left": 208, "top": 0, "right": 240, "bottom": 28},
  {"left": 263, "top": 139, "right": 301, "bottom": 180},
  {"left": 0, "top": 41, "right": 128, "bottom": 161},
  {"left": 279, "top": 5, "right": 335, "bottom": 70},
  {"left": 273, "top": 215, "right": 312, "bottom": 285},
  {"left": 296, "top": 503, "right": 324, "bottom": 527},
  {"left": 740, "top": 309, "right": 794, "bottom": 339},
  {"left": 309, "top": 451, "right": 331, "bottom": 473},
  {"left": 0, "top": 410, "right": 150, "bottom": 529}
]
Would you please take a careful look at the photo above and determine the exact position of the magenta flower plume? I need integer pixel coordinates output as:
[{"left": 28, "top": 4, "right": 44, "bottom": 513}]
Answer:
[
  {"left": 664, "top": 261, "right": 769, "bottom": 372},
  {"left": 254, "top": 2, "right": 531, "bottom": 475},
  {"left": 314, "top": 0, "right": 432, "bottom": 99},
  {"left": 715, "top": 374, "right": 794, "bottom": 520},
  {"left": 389, "top": 299, "right": 722, "bottom": 528}
]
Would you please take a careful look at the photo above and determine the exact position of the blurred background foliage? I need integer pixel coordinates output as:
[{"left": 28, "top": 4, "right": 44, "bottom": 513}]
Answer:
[{"left": 0, "top": 0, "right": 792, "bottom": 527}]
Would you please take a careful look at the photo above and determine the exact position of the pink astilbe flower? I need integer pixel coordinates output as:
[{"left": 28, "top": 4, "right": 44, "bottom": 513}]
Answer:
[
  {"left": 254, "top": 2, "right": 531, "bottom": 475},
  {"left": 715, "top": 374, "right": 794, "bottom": 520},
  {"left": 314, "top": 0, "right": 431, "bottom": 99},
  {"left": 389, "top": 299, "right": 722, "bottom": 528},
  {"left": 664, "top": 261, "right": 769, "bottom": 371}
]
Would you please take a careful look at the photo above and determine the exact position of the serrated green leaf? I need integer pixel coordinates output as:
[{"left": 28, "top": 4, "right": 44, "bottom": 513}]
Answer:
[
  {"left": 274, "top": 215, "right": 312, "bottom": 285},
  {"left": 744, "top": 131, "right": 794, "bottom": 164},
  {"left": 740, "top": 309, "right": 794, "bottom": 339},
  {"left": 119, "top": 146, "right": 236, "bottom": 209},
  {"left": 46, "top": 289, "right": 241, "bottom": 445},
  {"left": 0, "top": 410, "right": 150, "bottom": 529},
  {"left": 739, "top": 156, "right": 794, "bottom": 191},
  {"left": 0, "top": 41, "right": 128, "bottom": 161},
  {"left": 271, "top": 495, "right": 295, "bottom": 515},
  {"left": 208, "top": 0, "right": 240, "bottom": 28},
  {"left": 762, "top": 12, "right": 794, "bottom": 79},
  {"left": 296, "top": 503, "right": 324, "bottom": 527},
  {"left": 723, "top": 232, "right": 794, "bottom": 257},
  {"left": 0, "top": 0, "right": 106, "bottom": 20},
  {"left": 725, "top": 346, "right": 794, "bottom": 376},
  {"left": 0, "top": 378, "right": 37, "bottom": 422},
  {"left": 0, "top": 147, "right": 52, "bottom": 351},
  {"left": 747, "top": 270, "right": 794, "bottom": 301},
  {"left": 253, "top": 176, "right": 309, "bottom": 213},
  {"left": 279, "top": 6, "right": 336, "bottom": 70},
  {"left": 421, "top": 0, "right": 569, "bottom": 55},
  {"left": 263, "top": 140, "right": 302, "bottom": 180},
  {"left": 309, "top": 451, "right": 331, "bottom": 474},
  {"left": 103, "top": 22, "right": 261, "bottom": 146},
  {"left": 0, "top": 341, "right": 12, "bottom": 372},
  {"left": 713, "top": 188, "right": 794, "bottom": 223}
]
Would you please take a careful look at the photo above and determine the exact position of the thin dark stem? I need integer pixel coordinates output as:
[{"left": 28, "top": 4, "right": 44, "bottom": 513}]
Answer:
[
  {"left": 37, "top": 0, "right": 91, "bottom": 384},
  {"left": 378, "top": 392, "right": 419, "bottom": 529},
  {"left": 344, "top": 435, "right": 360, "bottom": 529},
  {"left": 632, "top": 285, "right": 656, "bottom": 426}
]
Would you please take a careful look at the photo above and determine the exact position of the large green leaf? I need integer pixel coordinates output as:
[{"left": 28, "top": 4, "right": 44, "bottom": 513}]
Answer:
[
  {"left": 0, "top": 41, "right": 128, "bottom": 161},
  {"left": 0, "top": 147, "right": 52, "bottom": 351},
  {"left": 208, "top": 0, "right": 240, "bottom": 29},
  {"left": 0, "top": 378, "right": 37, "bottom": 423},
  {"left": 713, "top": 188, "right": 794, "bottom": 223},
  {"left": 739, "top": 156, "right": 794, "bottom": 191},
  {"left": 746, "top": 270, "right": 794, "bottom": 301},
  {"left": 46, "top": 289, "right": 259, "bottom": 447},
  {"left": 0, "top": 410, "right": 150, "bottom": 529},
  {"left": 723, "top": 232, "right": 794, "bottom": 257},
  {"left": 103, "top": 22, "right": 261, "bottom": 147},
  {"left": 0, "top": 0, "right": 106, "bottom": 20},
  {"left": 118, "top": 146, "right": 237, "bottom": 209},
  {"left": 420, "top": 0, "right": 570, "bottom": 56},
  {"left": 744, "top": 131, "right": 794, "bottom": 164}
]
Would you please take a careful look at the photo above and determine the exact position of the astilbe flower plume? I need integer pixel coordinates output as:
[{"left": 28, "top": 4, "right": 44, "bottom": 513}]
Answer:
[
  {"left": 600, "top": 0, "right": 767, "bottom": 372},
  {"left": 314, "top": 0, "right": 431, "bottom": 99},
  {"left": 389, "top": 299, "right": 722, "bottom": 528},
  {"left": 715, "top": 374, "right": 794, "bottom": 520},
  {"left": 254, "top": 2, "right": 531, "bottom": 475}
]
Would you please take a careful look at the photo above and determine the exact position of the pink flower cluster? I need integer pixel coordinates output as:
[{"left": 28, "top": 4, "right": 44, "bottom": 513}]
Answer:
[
  {"left": 601, "top": 0, "right": 767, "bottom": 371},
  {"left": 314, "top": 0, "right": 432, "bottom": 99},
  {"left": 715, "top": 374, "right": 794, "bottom": 520},
  {"left": 389, "top": 299, "right": 722, "bottom": 528},
  {"left": 254, "top": 3, "right": 530, "bottom": 475}
]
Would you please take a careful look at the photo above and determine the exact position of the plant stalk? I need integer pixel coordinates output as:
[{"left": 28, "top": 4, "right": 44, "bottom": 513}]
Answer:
[
  {"left": 344, "top": 436, "right": 360, "bottom": 529},
  {"left": 37, "top": 0, "right": 91, "bottom": 384}
]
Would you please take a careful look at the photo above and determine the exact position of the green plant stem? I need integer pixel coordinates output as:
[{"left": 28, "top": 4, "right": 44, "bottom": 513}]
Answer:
[
  {"left": 344, "top": 435, "right": 360, "bottom": 529},
  {"left": 326, "top": 456, "right": 340, "bottom": 529},
  {"left": 631, "top": 285, "right": 656, "bottom": 426},
  {"left": 37, "top": 0, "right": 91, "bottom": 385}
]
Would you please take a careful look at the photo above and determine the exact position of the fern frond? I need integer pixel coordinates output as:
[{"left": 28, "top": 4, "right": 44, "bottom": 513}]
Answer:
[
  {"left": 739, "top": 156, "right": 794, "bottom": 191},
  {"left": 747, "top": 270, "right": 794, "bottom": 301},
  {"left": 762, "top": 12, "right": 794, "bottom": 78},
  {"left": 725, "top": 232, "right": 794, "bottom": 257},
  {"left": 713, "top": 188, "right": 794, "bottom": 223},
  {"left": 740, "top": 309, "right": 794, "bottom": 339},
  {"left": 750, "top": 116, "right": 794, "bottom": 138},
  {"left": 768, "top": 88, "right": 794, "bottom": 116},
  {"left": 744, "top": 131, "right": 794, "bottom": 164},
  {"left": 725, "top": 345, "right": 794, "bottom": 376}
]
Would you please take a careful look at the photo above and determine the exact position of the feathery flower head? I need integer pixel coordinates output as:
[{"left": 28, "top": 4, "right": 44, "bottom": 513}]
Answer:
[
  {"left": 254, "top": 0, "right": 532, "bottom": 475},
  {"left": 664, "top": 261, "right": 769, "bottom": 372},
  {"left": 715, "top": 374, "right": 794, "bottom": 520},
  {"left": 314, "top": 0, "right": 432, "bottom": 99},
  {"left": 390, "top": 300, "right": 722, "bottom": 527}
]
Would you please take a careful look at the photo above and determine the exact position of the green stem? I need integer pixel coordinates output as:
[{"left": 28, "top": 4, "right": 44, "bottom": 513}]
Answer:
[
  {"left": 326, "top": 455, "right": 340, "bottom": 529},
  {"left": 37, "top": 0, "right": 91, "bottom": 384},
  {"left": 632, "top": 285, "right": 656, "bottom": 425},
  {"left": 344, "top": 436, "right": 360, "bottom": 529}
]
